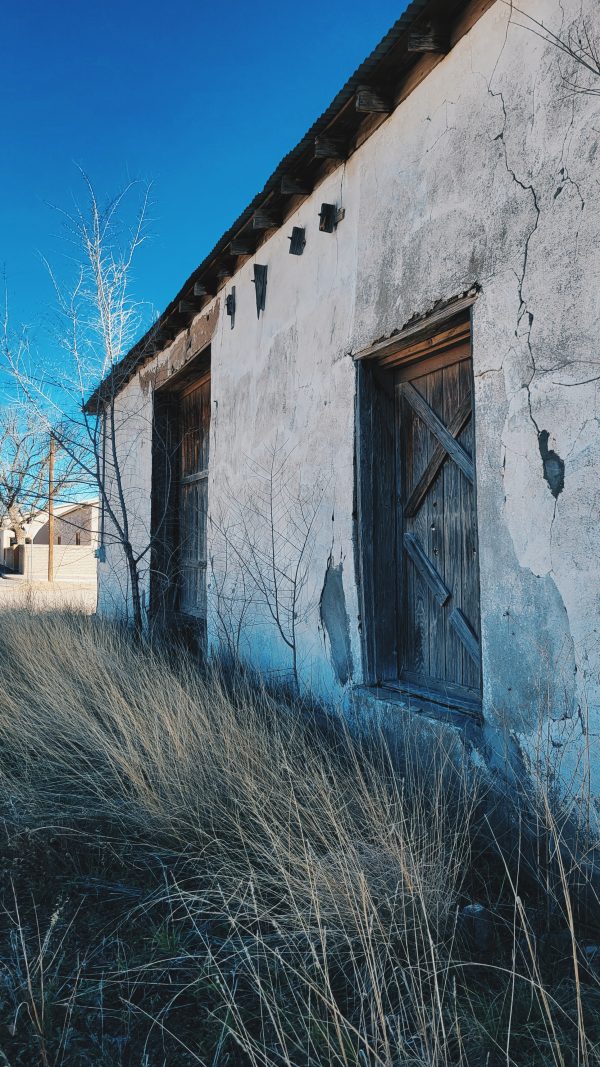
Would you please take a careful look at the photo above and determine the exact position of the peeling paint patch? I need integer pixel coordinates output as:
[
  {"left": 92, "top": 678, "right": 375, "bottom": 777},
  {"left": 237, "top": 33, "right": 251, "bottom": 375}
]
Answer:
[
  {"left": 320, "top": 559, "right": 353, "bottom": 686},
  {"left": 538, "top": 430, "right": 565, "bottom": 499}
]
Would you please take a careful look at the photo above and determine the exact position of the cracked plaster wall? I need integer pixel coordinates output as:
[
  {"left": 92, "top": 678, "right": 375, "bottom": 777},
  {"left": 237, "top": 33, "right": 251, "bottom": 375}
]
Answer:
[{"left": 98, "top": 0, "right": 600, "bottom": 796}]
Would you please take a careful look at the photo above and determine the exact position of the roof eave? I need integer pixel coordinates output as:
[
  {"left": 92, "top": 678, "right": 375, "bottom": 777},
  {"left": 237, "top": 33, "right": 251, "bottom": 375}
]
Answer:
[{"left": 85, "top": 0, "right": 489, "bottom": 413}]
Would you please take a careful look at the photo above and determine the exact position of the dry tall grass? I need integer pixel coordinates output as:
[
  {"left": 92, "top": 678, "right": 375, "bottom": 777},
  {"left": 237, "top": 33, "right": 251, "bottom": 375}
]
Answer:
[{"left": 0, "top": 609, "right": 598, "bottom": 1065}]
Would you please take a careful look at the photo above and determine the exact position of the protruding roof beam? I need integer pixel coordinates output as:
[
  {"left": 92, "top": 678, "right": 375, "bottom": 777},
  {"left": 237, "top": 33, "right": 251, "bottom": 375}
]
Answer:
[
  {"left": 141, "top": 335, "right": 163, "bottom": 357},
  {"left": 159, "top": 321, "right": 177, "bottom": 344},
  {"left": 355, "top": 86, "right": 392, "bottom": 114},
  {"left": 314, "top": 135, "right": 346, "bottom": 160},
  {"left": 252, "top": 209, "right": 277, "bottom": 230},
  {"left": 281, "top": 174, "right": 310, "bottom": 196},
  {"left": 407, "top": 22, "right": 449, "bottom": 53},
  {"left": 229, "top": 237, "right": 254, "bottom": 256}
]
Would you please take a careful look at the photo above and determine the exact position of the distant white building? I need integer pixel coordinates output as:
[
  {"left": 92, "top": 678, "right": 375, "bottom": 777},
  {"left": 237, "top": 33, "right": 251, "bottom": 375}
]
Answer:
[
  {"left": 2, "top": 500, "right": 99, "bottom": 583},
  {"left": 0, "top": 524, "right": 12, "bottom": 561}
]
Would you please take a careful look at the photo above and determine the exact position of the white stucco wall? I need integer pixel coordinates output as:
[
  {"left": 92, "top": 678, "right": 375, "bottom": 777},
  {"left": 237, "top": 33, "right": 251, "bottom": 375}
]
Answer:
[
  {"left": 20, "top": 545, "right": 98, "bottom": 582},
  {"left": 98, "top": 0, "right": 600, "bottom": 795},
  {"left": 97, "top": 381, "right": 155, "bottom": 618}
]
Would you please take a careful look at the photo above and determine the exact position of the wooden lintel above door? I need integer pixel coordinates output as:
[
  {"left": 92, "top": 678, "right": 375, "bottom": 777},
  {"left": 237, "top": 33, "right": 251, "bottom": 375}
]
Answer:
[{"left": 354, "top": 291, "right": 478, "bottom": 367}]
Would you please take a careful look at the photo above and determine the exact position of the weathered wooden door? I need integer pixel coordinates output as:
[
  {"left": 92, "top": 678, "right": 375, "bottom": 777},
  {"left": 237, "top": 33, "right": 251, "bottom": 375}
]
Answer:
[
  {"left": 395, "top": 347, "right": 481, "bottom": 701},
  {"left": 178, "top": 374, "right": 210, "bottom": 623}
]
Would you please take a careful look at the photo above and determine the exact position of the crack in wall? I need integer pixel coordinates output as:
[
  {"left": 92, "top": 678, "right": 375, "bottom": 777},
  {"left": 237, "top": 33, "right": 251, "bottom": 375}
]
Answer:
[
  {"left": 488, "top": 88, "right": 541, "bottom": 405},
  {"left": 486, "top": 84, "right": 571, "bottom": 521}
]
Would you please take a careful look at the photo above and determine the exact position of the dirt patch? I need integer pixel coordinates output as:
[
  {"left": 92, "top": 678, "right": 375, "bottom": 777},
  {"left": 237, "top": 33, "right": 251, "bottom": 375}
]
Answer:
[{"left": 0, "top": 575, "right": 96, "bottom": 613}]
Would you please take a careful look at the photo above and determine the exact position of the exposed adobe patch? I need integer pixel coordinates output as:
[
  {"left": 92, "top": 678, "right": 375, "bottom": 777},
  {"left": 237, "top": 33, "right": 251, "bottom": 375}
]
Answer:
[
  {"left": 538, "top": 430, "right": 565, "bottom": 499},
  {"left": 320, "top": 559, "right": 353, "bottom": 686}
]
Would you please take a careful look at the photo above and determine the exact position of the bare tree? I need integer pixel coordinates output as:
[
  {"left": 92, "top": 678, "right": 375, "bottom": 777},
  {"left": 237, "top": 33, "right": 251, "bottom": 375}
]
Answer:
[
  {"left": 2, "top": 170, "right": 164, "bottom": 633},
  {"left": 0, "top": 412, "right": 49, "bottom": 540},
  {"left": 209, "top": 514, "right": 254, "bottom": 663},
  {"left": 0, "top": 410, "right": 79, "bottom": 548},
  {"left": 212, "top": 441, "right": 326, "bottom": 689},
  {"left": 505, "top": 3, "right": 600, "bottom": 96}
]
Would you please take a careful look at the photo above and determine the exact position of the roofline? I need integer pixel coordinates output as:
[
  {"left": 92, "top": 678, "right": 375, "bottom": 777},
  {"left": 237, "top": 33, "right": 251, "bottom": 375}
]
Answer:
[
  {"left": 85, "top": 0, "right": 495, "bottom": 413},
  {"left": 24, "top": 499, "right": 100, "bottom": 523},
  {"left": 54, "top": 499, "right": 99, "bottom": 517}
]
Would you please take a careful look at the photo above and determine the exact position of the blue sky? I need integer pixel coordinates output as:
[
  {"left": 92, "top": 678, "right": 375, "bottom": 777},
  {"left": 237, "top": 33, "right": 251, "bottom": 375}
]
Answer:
[{"left": 1, "top": 0, "right": 408, "bottom": 339}]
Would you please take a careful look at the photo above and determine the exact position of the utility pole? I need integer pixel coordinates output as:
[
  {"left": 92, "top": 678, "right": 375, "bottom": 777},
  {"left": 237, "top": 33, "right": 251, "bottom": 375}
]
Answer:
[{"left": 48, "top": 432, "right": 55, "bottom": 582}]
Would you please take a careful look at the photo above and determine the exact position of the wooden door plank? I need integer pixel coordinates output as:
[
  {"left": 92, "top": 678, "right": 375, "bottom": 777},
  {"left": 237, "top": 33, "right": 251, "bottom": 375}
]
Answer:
[
  {"left": 358, "top": 365, "right": 398, "bottom": 682},
  {"left": 354, "top": 300, "right": 475, "bottom": 362},
  {"left": 355, "top": 364, "right": 377, "bottom": 681},
  {"left": 377, "top": 323, "right": 471, "bottom": 369},
  {"left": 150, "top": 390, "right": 180, "bottom": 622},
  {"left": 382, "top": 675, "right": 482, "bottom": 715},
  {"left": 426, "top": 367, "right": 446, "bottom": 684},
  {"left": 392, "top": 337, "right": 481, "bottom": 705},
  {"left": 178, "top": 375, "right": 211, "bottom": 620},
  {"left": 373, "top": 374, "right": 398, "bottom": 680},
  {"left": 180, "top": 471, "right": 209, "bottom": 486},
  {"left": 449, "top": 607, "right": 480, "bottom": 665},
  {"left": 404, "top": 395, "right": 472, "bottom": 518},
  {"left": 403, "top": 533, "right": 450, "bottom": 607},
  {"left": 459, "top": 358, "right": 481, "bottom": 689},
  {"left": 402, "top": 382, "right": 474, "bottom": 483},
  {"left": 394, "top": 372, "right": 404, "bottom": 681},
  {"left": 391, "top": 343, "right": 472, "bottom": 382},
  {"left": 400, "top": 383, "right": 429, "bottom": 679},
  {"left": 198, "top": 478, "right": 208, "bottom": 564},
  {"left": 442, "top": 361, "right": 464, "bottom": 686}
]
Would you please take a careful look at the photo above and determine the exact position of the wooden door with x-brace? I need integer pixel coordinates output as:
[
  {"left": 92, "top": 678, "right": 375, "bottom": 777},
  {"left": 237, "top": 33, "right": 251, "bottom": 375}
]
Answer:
[{"left": 395, "top": 343, "right": 481, "bottom": 701}]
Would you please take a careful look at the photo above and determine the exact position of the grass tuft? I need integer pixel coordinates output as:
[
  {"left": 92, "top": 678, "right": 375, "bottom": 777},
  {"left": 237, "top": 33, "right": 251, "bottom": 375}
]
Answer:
[{"left": 0, "top": 609, "right": 598, "bottom": 1065}]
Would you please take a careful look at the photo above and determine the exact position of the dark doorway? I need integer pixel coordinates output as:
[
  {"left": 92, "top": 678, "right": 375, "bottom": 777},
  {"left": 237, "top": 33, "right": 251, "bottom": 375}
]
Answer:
[
  {"left": 356, "top": 314, "right": 481, "bottom": 716},
  {"left": 177, "top": 374, "right": 210, "bottom": 623},
  {"left": 150, "top": 350, "right": 211, "bottom": 642}
]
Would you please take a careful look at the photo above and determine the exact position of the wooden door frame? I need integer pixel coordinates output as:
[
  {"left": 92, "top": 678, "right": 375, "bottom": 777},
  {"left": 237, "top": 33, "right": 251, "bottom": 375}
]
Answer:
[
  {"left": 177, "top": 373, "right": 211, "bottom": 625},
  {"left": 150, "top": 347, "right": 211, "bottom": 632},
  {"left": 394, "top": 344, "right": 481, "bottom": 712},
  {"left": 354, "top": 305, "right": 482, "bottom": 720}
]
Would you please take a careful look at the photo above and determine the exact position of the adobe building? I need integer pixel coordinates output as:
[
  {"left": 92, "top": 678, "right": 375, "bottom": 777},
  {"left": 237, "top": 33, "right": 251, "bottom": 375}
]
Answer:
[
  {"left": 87, "top": 0, "right": 600, "bottom": 795},
  {"left": 3, "top": 500, "right": 99, "bottom": 583}
]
